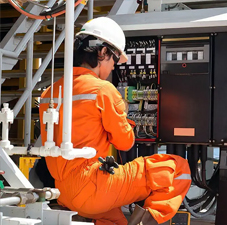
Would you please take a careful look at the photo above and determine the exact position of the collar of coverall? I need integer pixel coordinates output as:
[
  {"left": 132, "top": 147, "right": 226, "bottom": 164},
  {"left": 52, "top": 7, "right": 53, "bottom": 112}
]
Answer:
[{"left": 73, "top": 67, "right": 99, "bottom": 78}]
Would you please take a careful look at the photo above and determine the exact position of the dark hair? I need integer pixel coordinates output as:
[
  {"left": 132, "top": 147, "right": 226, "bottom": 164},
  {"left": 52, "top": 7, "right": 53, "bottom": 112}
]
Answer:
[{"left": 73, "top": 35, "right": 114, "bottom": 68}]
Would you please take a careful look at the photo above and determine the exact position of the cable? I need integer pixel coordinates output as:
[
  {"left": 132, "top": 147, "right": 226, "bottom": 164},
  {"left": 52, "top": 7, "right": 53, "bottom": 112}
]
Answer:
[
  {"left": 8, "top": 0, "right": 83, "bottom": 20},
  {"left": 185, "top": 191, "right": 210, "bottom": 207},
  {"left": 117, "top": 150, "right": 123, "bottom": 165},
  {"left": 183, "top": 197, "right": 216, "bottom": 218},
  {"left": 182, "top": 155, "right": 219, "bottom": 217},
  {"left": 194, "top": 194, "right": 215, "bottom": 213},
  {"left": 40, "top": 0, "right": 65, "bottom": 15}
]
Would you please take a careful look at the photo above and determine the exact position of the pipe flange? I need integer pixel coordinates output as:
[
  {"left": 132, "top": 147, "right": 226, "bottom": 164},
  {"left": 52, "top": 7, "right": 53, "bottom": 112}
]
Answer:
[
  {"left": 13, "top": 192, "right": 38, "bottom": 205},
  {"left": 43, "top": 187, "right": 60, "bottom": 200}
]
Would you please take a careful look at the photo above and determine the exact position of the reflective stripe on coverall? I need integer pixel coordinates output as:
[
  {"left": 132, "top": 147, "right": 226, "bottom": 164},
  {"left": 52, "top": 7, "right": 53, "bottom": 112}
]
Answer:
[{"left": 39, "top": 67, "right": 191, "bottom": 225}]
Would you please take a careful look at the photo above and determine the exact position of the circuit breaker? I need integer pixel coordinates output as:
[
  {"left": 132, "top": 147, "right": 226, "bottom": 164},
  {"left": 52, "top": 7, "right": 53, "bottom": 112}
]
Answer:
[{"left": 113, "top": 36, "right": 160, "bottom": 161}]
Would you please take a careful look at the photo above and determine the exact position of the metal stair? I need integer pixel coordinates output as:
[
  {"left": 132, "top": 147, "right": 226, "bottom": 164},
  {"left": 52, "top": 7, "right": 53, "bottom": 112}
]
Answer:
[{"left": 0, "top": 0, "right": 56, "bottom": 70}]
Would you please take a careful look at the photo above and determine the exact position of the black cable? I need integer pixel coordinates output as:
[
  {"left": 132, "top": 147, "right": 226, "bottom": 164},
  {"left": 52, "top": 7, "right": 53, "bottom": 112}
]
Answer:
[
  {"left": 182, "top": 150, "right": 219, "bottom": 218},
  {"left": 188, "top": 146, "right": 207, "bottom": 189},
  {"left": 185, "top": 191, "right": 210, "bottom": 207},
  {"left": 51, "top": 0, "right": 65, "bottom": 11},
  {"left": 194, "top": 195, "right": 216, "bottom": 213},
  {"left": 39, "top": 3, "right": 66, "bottom": 16},
  {"left": 167, "top": 3, "right": 178, "bottom": 10},
  {"left": 183, "top": 197, "right": 216, "bottom": 218},
  {"left": 200, "top": 146, "right": 214, "bottom": 192}
]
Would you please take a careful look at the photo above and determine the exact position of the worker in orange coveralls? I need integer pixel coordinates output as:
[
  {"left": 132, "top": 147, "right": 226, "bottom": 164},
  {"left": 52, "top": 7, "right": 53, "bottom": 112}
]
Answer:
[{"left": 39, "top": 17, "right": 191, "bottom": 225}]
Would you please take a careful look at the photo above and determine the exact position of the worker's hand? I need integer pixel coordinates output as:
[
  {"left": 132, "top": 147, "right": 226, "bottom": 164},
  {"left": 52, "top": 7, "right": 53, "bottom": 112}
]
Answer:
[
  {"left": 123, "top": 99, "right": 129, "bottom": 114},
  {"left": 98, "top": 156, "right": 119, "bottom": 175}
]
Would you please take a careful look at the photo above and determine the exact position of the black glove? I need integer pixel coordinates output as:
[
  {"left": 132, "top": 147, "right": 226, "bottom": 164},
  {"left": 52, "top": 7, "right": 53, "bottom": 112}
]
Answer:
[{"left": 98, "top": 156, "right": 119, "bottom": 175}]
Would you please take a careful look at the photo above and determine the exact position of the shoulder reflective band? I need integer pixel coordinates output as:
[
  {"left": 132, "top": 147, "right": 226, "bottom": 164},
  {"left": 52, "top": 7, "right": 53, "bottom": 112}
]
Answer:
[
  {"left": 40, "top": 94, "right": 97, "bottom": 104},
  {"left": 73, "top": 94, "right": 97, "bottom": 101},
  {"left": 175, "top": 174, "right": 191, "bottom": 180}
]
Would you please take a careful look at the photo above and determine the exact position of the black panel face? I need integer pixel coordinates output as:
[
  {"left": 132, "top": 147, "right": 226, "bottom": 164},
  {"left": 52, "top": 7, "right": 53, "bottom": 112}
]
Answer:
[
  {"left": 159, "top": 38, "right": 211, "bottom": 143},
  {"left": 171, "top": 213, "right": 189, "bottom": 225},
  {"left": 213, "top": 33, "right": 227, "bottom": 144}
]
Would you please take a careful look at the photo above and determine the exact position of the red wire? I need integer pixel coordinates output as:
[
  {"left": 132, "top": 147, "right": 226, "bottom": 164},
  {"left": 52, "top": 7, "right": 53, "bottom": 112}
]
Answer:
[
  {"left": 118, "top": 150, "right": 123, "bottom": 165},
  {"left": 8, "top": 0, "right": 83, "bottom": 20}
]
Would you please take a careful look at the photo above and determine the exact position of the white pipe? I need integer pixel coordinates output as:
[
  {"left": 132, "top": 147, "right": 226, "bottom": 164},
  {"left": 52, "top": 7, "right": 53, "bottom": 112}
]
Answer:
[
  {"left": 61, "top": 0, "right": 74, "bottom": 150},
  {"left": 43, "top": 108, "right": 59, "bottom": 149},
  {"left": 2, "top": 188, "right": 53, "bottom": 200},
  {"left": 88, "top": 0, "right": 94, "bottom": 20},
  {"left": 46, "top": 113, "right": 55, "bottom": 143},
  {"left": 0, "top": 193, "right": 52, "bottom": 206},
  {"left": 24, "top": 36, "right": 33, "bottom": 147},
  {"left": 0, "top": 197, "right": 20, "bottom": 206},
  {"left": 4, "top": 145, "right": 96, "bottom": 159},
  {"left": 3, "top": 146, "right": 27, "bottom": 155},
  {"left": 2, "top": 121, "right": 8, "bottom": 142},
  {"left": 29, "top": 146, "right": 95, "bottom": 159}
]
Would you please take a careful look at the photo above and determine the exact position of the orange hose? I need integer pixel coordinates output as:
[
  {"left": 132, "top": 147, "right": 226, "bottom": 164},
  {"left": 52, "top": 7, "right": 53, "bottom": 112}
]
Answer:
[{"left": 8, "top": 0, "right": 83, "bottom": 20}]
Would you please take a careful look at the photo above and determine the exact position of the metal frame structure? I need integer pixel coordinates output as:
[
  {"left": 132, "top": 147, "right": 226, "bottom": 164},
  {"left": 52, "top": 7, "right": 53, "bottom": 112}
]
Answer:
[{"left": 109, "top": 7, "right": 227, "bottom": 36}]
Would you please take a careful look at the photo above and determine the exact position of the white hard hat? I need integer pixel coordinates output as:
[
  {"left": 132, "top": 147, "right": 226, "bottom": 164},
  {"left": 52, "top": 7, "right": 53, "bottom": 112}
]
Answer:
[{"left": 76, "top": 17, "right": 128, "bottom": 64}]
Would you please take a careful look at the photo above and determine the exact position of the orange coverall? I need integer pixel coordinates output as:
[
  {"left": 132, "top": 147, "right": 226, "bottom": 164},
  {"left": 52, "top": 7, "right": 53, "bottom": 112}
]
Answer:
[{"left": 39, "top": 67, "right": 191, "bottom": 225}]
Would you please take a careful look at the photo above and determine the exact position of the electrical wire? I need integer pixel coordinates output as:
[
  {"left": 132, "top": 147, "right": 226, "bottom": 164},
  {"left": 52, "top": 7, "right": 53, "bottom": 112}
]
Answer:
[
  {"left": 8, "top": 0, "right": 83, "bottom": 20},
  {"left": 117, "top": 150, "right": 123, "bottom": 165}
]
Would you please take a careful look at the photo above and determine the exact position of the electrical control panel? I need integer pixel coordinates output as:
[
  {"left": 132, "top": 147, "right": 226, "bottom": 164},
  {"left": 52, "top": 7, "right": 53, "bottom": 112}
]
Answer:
[
  {"left": 159, "top": 36, "right": 211, "bottom": 144},
  {"left": 113, "top": 36, "right": 160, "bottom": 143}
]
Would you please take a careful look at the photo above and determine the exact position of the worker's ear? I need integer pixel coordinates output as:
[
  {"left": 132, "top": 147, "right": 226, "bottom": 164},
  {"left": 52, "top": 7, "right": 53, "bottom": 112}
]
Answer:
[
  {"left": 99, "top": 46, "right": 107, "bottom": 57},
  {"left": 98, "top": 47, "right": 107, "bottom": 64}
]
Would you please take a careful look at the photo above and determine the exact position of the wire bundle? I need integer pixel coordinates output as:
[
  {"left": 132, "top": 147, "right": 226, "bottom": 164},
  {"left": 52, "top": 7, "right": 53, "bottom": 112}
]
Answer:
[{"left": 183, "top": 145, "right": 219, "bottom": 218}]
